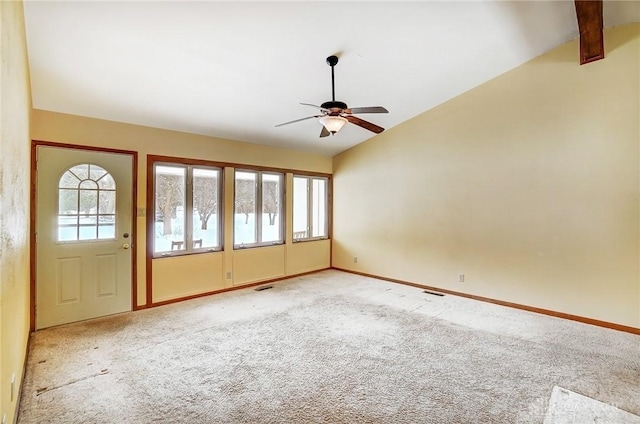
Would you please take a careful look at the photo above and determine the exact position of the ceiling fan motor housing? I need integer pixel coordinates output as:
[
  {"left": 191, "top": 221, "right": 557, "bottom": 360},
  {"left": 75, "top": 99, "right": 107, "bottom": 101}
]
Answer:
[{"left": 321, "top": 100, "right": 348, "bottom": 112}]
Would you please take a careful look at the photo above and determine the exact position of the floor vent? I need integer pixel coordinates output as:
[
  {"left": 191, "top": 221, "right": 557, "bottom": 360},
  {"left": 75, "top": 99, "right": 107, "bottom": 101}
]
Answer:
[
  {"left": 423, "top": 290, "right": 445, "bottom": 297},
  {"left": 255, "top": 285, "right": 273, "bottom": 291}
]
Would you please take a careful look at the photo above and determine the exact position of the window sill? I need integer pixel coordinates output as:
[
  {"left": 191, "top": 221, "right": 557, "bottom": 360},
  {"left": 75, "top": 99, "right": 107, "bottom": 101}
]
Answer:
[
  {"left": 292, "top": 237, "right": 330, "bottom": 243},
  {"left": 233, "top": 242, "right": 285, "bottom": 250},
  {"left": 153, "top": 248, "right": 223, "bottom": 259}
]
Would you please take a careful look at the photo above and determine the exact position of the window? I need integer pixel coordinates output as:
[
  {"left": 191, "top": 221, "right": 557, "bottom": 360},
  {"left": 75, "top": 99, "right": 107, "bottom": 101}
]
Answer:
[
  {"left": 58, "top": 163, "right": 116, "bottom": 242},
  {"left": 154, "top": 163, "right": 222, "bottom": 255},
  {"left": 293, "top": 176, "right": 329, "bottom": 241},
  {"left": 234, "top": 170, "right": 284, "bottom": 248}
]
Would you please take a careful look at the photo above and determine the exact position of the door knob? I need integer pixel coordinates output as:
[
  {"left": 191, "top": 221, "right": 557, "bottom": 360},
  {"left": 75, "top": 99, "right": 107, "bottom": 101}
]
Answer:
[{"left": 122, "top": 243, "right": 130, "bottom": 249}]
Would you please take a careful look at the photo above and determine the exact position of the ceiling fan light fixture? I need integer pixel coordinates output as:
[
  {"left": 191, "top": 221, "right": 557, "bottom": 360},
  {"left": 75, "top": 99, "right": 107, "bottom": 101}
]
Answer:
[
  {"left": 319, "top": 115, "right": 347, "bottom": 134},
  {"left": 275, "top": 55, "right": 388, "bottom": 137}
]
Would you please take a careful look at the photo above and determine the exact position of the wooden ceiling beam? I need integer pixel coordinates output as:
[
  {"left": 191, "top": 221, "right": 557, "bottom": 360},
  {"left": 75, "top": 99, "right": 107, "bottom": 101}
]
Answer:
[{"left": 574, "top": 0, "right": 604, "bottom": 65}]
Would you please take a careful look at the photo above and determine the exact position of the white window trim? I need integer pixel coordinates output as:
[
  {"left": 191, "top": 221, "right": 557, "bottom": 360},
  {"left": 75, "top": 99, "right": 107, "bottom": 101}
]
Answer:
[
  {"left": 293, "top": 175, "right": 329, "bottom": 242},
  {"left": 234, "top": 170, "right": 285, "bottom": 249}
]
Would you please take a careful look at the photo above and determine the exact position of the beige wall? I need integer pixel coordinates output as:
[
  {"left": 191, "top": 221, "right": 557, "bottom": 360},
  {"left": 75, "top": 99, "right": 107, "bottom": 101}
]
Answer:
[
  {"left": 0, "top": 1, "right": 31, "bottom": 422},
  {"left": 31, "top": 110, "right": 332, "bottom": 307},
  {"left": 333, "top": 24, "right": 640, "bottom": 328}
]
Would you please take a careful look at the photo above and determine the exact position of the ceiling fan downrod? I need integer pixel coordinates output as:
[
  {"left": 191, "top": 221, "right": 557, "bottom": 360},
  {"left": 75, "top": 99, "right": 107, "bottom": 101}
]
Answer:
[
  {"left": 322, "top": 56, "right": 347, "bottom": 111},
  {"left": 327, "top": 55, "right": 338, "bottom": 102}
]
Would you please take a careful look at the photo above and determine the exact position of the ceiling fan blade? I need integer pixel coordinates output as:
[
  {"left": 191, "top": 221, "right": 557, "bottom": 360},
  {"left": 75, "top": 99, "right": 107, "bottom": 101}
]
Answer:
[
  {"left": 319, "top": 126, "right": 330, "bottom": 138},
  {"left": 345, "top": 106, "right": 389, "bottom": 114},
  {"left": 301, "top": 103, "right": 330, "bottom": 113},
  {"left": 345, "top": 115, "right": 385, "bottom": 134},
  {"left": 275, "top": 115, "right": 320, "bottom": 127}
]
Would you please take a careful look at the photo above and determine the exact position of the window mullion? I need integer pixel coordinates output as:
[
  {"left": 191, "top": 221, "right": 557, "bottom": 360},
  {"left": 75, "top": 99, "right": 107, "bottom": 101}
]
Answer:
[
  {"left": 307, "top": 177, "right": 313, "bottom": 239},
  {"left": 185, "top": 166, "right": 193, "bottom": 251},
  {"left": 256, "top": 172, "right": 262, "bottom": 244},
  {"left": 279, "top": 174, "right": 284, "bottom": 242},
  {"left": 75, "top": 186, "right": 81, "bottom": 240},
  {"left": 95, "top": 186, "right": 100, "bottom": 239},
  {"left": 217, "top": 169, "right": 223, "bottom": 250}
]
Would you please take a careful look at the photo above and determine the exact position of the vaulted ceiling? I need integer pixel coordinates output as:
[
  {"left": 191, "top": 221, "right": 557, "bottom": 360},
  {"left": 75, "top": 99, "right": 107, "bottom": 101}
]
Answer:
[{"left": 23, "top": 1, "right": 640, "bottom": 156}]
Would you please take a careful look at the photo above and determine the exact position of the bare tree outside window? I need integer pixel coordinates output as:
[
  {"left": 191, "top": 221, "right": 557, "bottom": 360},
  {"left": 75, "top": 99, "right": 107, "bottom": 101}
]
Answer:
[
  {"left": 193, "top": 169, "right": 218, "bottom": 230},
  {"left": 263, "top": 177, "right": 280, "bottom": 226},
  {"left": 155, "top": 166, "right": 185, "bottom": 237},
  {"left": 261, "top": 174, "right": 281, "bottom": 243},
  {"left": 235, "top": 174, "right": 256, "bottom": 225}
]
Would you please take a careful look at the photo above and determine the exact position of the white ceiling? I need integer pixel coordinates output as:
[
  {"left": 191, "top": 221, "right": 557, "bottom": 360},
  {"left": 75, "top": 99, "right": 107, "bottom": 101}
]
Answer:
[{"left": 23, "top": 1, "right": 640, "bottom": 157}]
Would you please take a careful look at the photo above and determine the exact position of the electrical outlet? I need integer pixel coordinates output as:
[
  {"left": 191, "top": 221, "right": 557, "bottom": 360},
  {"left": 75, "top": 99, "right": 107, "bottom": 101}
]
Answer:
[
  {"left": 10, "top": 373, "right": 15, "bottom": 402},
  {"left": 458, "top": 274, "right": 465, "bottom": 283},
  {"left": 353, "top": 256, "right": 358, "bottom": 263},
  {"left": 226, "top": 272, "right": 232, "bottom": 279}
]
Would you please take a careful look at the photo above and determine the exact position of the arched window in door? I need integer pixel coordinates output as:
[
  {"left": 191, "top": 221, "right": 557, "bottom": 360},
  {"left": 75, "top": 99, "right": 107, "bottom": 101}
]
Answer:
[{"left": 57, "top": 163, "right": 116, "bottom": 241}]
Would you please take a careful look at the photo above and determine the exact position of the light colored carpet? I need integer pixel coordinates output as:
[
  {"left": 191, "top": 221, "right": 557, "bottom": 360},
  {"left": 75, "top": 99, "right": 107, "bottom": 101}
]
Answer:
[
  {"left": 18, "top": 270, "right": 640, "bottom": 423},
  {"left": 544, "top": 386, "right": 640, "bottom": 424}
]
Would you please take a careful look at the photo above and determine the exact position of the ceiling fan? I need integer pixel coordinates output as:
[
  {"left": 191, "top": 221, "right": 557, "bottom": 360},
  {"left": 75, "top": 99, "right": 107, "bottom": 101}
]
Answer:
[{"left": 276, "top": 55, "right": 389, "bottom": 138}]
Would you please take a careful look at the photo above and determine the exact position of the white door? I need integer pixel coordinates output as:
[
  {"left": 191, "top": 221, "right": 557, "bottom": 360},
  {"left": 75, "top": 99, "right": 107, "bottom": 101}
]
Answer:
[{"left": 36, "top": 146, "right": 133, "bottom": 329}]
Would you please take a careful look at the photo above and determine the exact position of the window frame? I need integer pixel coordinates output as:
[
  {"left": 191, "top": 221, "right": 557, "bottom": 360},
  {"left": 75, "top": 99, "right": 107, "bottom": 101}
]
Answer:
[
  {"left": 233, "top": 169, "right": 285, "bottom": 249},
  {"left": 57, "top": 163, "right": 117, "bottom": 243},
  {"left": 152, "top": 161, "right": 223, "bottom": 257},
  {"left": 292, "top": 175, "right": 330, "bottom": 242}
]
